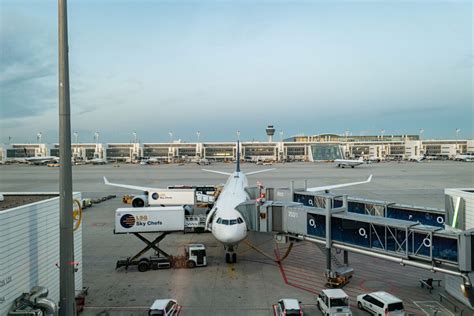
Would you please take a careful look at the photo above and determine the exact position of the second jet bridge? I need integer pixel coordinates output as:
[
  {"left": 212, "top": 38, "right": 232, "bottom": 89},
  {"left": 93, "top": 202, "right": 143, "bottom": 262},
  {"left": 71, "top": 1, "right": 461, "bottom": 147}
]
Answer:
[{"left": 236, "top": 197, "right": 474, "bottom": 305}]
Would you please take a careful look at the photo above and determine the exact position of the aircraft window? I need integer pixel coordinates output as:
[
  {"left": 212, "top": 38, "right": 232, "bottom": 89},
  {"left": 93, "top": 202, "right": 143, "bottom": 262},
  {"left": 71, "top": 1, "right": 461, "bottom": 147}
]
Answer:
[
  {"left": 237, "top": 217, "right": 243, "bottom": 224},
  {"left": 229, "top": 219, "right": 237, "bottom": 225},
  {"left": 222, "top": 219, "right": 229, "bottom": 225}
]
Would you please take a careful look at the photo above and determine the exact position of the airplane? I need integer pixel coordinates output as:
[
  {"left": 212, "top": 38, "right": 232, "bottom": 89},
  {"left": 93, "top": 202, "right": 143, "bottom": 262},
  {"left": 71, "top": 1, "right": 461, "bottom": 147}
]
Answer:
[
  {"left": 104, "top": 141, "right": 373, "bottom": 264},
  {"left": 16, "top": 156, "right": 60, "bottom": 165},
  {"left": 454, "top": 154, "right": 474, "bottom": 162},
  {"left": 408, "top": 154, "right": 425, "bottom": 162},
  {"left": 334, "top": 157, "right": 364, "bottom": 168},
  {"left": 86, "top": 158, "right": 107, "bottom": 165}
]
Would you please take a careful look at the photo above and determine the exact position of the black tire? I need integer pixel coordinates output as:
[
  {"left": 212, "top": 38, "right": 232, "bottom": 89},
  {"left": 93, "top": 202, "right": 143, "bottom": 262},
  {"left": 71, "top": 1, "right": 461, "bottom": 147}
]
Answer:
[
  {"left": 358, "top": 302, "right": 363, "bottom": 310},
  {"left": 351, "top": 165, "right": 355, "bottom": 168},
  {"left": 186, "top": 260, "right": 196, "bottom": 269},
  {"left": 137, "top": 260, "right": 150, "bottom": 272},
  {"left": 232, "top": 253, "right": 237, "bottom": 263}
]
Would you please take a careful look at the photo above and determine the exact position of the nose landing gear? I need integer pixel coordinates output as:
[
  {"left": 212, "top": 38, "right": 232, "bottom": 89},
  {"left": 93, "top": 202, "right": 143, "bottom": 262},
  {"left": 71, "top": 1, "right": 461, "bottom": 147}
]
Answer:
[{"left": 225, "top": 246, "right": 237, "bottom": 263}]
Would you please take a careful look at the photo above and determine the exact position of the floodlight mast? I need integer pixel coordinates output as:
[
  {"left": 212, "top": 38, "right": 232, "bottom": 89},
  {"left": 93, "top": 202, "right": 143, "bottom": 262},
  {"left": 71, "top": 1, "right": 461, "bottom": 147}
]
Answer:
[{"left": 58, "top": 0, "right": 76, "bottom": 315}]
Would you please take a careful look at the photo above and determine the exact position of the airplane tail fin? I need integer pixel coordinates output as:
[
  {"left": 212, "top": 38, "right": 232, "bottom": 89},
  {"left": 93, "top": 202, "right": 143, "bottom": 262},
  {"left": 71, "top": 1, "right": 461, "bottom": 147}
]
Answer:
[{"left": 236, "top": 140, "right": 241, "bottom": 173}]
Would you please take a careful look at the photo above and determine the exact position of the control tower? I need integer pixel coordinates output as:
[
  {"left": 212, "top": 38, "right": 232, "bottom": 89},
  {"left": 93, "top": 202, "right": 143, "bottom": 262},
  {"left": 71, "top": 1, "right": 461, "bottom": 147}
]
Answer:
[{"left": 266, "top": 125, "right": 275, "bottom": 142}]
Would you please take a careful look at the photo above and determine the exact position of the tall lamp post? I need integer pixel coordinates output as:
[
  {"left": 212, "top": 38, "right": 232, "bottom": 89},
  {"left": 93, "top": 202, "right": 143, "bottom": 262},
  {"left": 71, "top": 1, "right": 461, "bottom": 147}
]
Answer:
[
  {"left": 58, "top": 0, "right": 75, "bottom": 314},
  {"left": 456, "top": 128, "right": 461, "bottom": 154},
  {"left": 37, "top": 132, "right": 42, "bottom": 144},
  {"left": 196, "top": 131, "right": 200, "bottom": 143},
  {"left": 169, "top": 131, "right": 173, "bottom": 143}
]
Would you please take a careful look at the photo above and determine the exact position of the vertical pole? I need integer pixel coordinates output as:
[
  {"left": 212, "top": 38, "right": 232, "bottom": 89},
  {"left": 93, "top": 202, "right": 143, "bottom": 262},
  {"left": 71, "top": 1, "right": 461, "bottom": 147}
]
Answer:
[
  {"left": 290, "top": 180, "right": 295, "bottom": 204},
  {"left": 343, "top": 250, "right": 349, "bottom": 266},
  {"left": 325, "top": 197, "right": 332, "bottom": 274},
  {"left": 58, "top": 0, "right": 75, "bottom": 315},
  {"left": 304, "top": 179, "right": 307, "bottom": 191},
  {"left": 342, "top": 194, "right": 348, "bottom": 211}
]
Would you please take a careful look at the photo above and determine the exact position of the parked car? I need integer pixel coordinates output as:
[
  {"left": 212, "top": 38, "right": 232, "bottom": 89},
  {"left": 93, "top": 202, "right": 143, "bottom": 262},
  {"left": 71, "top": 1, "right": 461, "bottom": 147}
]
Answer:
[
  {"left": 316, "top": 289, "right": 352, "bottom": 316},
  {"left": 148, "top": 299, "right": 180, "bottom": 315},
  {"left": 275, "top": 298, "right": 303, "bottom": 315},
  {"left": 357, "top": 291, "right": 405, "bottom": 316}
]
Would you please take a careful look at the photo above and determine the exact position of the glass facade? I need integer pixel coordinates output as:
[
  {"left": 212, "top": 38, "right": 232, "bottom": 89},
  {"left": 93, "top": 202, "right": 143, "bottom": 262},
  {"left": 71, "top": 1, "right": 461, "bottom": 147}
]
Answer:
[{"left": 311, "top": 144, "right": 342, "bottom": 161}]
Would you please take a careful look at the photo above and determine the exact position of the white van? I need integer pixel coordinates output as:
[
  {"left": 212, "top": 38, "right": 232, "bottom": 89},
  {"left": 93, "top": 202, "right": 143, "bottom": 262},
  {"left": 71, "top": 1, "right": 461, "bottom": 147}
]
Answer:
[
  {"left": 356, "top": 291, "right": 405, "bottom": 316},
  {"left": 317, "top": 289, "right": 352, "bottom": 316}
]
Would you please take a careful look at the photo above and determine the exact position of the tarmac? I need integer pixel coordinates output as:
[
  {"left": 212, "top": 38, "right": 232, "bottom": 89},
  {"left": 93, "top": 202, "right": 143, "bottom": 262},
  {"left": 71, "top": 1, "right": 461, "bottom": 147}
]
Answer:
[{"left": 0, "top": 160, "right": 473, "bottom": 315}]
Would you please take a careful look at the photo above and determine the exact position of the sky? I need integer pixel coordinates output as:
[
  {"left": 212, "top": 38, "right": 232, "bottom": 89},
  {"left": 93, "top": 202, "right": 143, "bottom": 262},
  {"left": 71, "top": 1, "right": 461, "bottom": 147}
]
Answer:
[{"left": 0, "top": 0, "right": 472, "bottom": 143}]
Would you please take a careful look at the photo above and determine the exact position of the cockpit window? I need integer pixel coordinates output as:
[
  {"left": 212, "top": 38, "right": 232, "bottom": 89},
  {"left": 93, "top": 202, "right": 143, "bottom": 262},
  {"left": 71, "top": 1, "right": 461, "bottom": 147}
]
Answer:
[
  {"left": 229, "top": 219, "right": 237, "bottom": 225},
  {"left": 217, "top": 218, "right": 222, "bottom": 224},
  {"left": 237, "top": 217, "right": 243, "bottom": 224},
  {"left": 222, "top": 219, "right": 229, "bottom": 225}
]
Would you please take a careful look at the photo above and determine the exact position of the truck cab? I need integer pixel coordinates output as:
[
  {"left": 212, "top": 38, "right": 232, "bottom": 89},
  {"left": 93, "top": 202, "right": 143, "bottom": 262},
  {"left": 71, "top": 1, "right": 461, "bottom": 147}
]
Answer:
[
  {"left": 317, "top": 289, "right": 352, "bottom": 316},
  {"left": 185, "top": 244, "right": 207, "bottom": 268},
  {"left": 148, "top": 299, "right": 180, "bottom": 315}
]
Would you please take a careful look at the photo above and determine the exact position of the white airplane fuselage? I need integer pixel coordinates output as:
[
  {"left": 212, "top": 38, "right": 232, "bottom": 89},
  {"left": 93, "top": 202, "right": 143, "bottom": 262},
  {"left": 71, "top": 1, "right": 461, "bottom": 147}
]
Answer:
[
  {"left": 335, "top": 158, "right": 364, "bottom": 168},
  {"left": 208, "top": 171, "right": 248, "bottom": 250}
]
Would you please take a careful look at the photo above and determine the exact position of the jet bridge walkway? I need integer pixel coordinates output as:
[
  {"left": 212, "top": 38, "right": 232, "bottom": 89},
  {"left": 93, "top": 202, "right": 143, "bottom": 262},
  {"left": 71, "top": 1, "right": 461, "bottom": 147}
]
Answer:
[
  {"left": 294, "top": 191, "right": 446, "bottom": 227},
  {"left": 236, "top": 195, "right": 474, "bottom": 304}
]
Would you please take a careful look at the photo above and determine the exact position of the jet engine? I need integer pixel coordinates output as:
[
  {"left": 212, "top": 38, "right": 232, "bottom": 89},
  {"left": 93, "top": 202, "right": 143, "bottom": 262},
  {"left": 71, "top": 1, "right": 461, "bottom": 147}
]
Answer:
[{"left": 132, "top": 195, "right": 148, "bottom": 207}]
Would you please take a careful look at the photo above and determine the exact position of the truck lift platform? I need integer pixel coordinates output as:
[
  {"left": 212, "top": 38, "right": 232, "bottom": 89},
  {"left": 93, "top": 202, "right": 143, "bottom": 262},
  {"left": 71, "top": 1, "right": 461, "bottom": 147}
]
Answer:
[{"left": 116, "top": 232, "right": 172, "bottom": 272}]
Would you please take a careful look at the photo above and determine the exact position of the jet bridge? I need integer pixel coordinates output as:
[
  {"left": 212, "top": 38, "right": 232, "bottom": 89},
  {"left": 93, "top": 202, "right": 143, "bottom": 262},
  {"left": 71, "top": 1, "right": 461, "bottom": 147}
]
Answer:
[
  {"left": 236, "top": 196, "right": 474, "bottom": 304},
  {"left": 293, "top": 191, "right": 446, "bottom": 227}
]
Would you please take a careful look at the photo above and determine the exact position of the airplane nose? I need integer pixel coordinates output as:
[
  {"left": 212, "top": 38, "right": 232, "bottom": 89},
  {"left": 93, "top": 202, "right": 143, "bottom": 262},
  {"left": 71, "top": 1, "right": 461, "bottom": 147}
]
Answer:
[{"left": 217, "top": 224, "right": 247, "bottom": 244}]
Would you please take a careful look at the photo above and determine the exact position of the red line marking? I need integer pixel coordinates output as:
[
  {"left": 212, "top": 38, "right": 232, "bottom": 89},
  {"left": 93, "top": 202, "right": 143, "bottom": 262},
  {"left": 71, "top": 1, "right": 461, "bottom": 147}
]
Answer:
[{"left": 274, "top": 249, "right": 288, "bottom": 284}]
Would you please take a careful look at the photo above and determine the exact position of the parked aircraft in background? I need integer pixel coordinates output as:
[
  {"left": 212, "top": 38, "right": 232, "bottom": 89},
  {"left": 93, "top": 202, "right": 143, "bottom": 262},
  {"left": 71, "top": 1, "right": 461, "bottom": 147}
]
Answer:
[
  {"left": 454, "top": 154, "right": 473, "bottom": 162},
  {"left": 408, "top": 155, "right": 425, "bottom": 162},
  {"left": 86, "top": 158, "right": 107, "bottom": 165},
  {"left": 334, "top": 157, "right": 364, "bottom": 168},
  {"left": 16, "top": 156, "right": 60, "bottom": 165}
]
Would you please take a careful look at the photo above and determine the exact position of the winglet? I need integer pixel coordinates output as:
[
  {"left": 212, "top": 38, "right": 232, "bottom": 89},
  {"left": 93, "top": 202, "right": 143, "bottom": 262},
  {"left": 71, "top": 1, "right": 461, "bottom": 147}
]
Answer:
[{"left": 103, "top": 176, "right": 110, "bottom": 185}]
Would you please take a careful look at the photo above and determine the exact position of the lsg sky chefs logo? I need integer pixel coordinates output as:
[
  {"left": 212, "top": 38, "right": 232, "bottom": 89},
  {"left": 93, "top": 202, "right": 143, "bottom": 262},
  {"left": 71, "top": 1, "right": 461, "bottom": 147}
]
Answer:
[
  {"left": 120, "top": 214, "right": 136, "bottom": 228},
  {"left": 120, "top": 213, "right": 163, "bottom": 228}
]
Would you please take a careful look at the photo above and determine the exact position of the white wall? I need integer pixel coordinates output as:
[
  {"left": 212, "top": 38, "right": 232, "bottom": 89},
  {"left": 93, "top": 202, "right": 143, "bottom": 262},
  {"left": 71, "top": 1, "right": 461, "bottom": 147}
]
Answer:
[
  {"left": 444, "top": 189, "right": 474, "bottom": 309},
  {"left": 0, "top": 193, "right": 82, "bottom": 315}
]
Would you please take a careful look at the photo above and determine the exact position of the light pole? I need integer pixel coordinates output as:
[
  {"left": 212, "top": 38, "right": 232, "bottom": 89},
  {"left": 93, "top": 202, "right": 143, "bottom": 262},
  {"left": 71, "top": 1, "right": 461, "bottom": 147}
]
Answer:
[
  {"left": 196, "top": 131, "right": 200, "bottom": 143},
  {"left": 73, "top": 132, "right": 78, "bottom": 144},
  {"left": 456, "top": 128, "right": 461, "bottom": 154},
  {"left": 169, "top": 131, "right": 173, "bottom": 143},
  {"left": 94, "top": 131, "right": 99, "bottom": 144},
  {"left": 132, "top": 131, "right": 137, "bottom": 143},
  {"left": 37, "top": 132, "right": 42, "bottom": 144}
]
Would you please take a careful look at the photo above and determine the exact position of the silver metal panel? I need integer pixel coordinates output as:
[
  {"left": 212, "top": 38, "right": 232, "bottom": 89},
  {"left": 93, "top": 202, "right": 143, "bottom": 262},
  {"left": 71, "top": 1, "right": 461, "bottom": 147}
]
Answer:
[{"left": 0, "top": 193, "right": 82, "bottom": 316}]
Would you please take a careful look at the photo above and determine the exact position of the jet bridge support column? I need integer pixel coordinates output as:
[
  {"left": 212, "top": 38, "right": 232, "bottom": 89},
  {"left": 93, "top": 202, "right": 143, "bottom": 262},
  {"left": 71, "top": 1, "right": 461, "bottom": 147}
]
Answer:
[
  {"left": 342, "top": 195, "right": 349, "bottom": 266},
  {"left": 325, "top": 197, "right": 332, "bottom": 274}
]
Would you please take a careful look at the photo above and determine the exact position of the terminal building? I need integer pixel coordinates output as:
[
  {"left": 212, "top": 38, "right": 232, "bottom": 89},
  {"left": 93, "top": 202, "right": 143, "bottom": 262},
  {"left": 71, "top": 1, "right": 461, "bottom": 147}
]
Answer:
[{"left": 1, "top": 130, "right": 473, "bottom": 163}]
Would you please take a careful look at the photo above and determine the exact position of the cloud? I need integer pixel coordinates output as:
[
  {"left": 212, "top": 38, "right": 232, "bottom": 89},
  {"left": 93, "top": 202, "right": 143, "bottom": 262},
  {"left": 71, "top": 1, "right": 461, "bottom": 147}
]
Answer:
[{"left": 0, "top": 10, "right": 56, "bottom": 119}]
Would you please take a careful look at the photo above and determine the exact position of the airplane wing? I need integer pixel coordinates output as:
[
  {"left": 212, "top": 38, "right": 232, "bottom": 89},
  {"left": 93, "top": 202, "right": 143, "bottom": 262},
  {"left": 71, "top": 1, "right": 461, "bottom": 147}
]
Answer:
[
  {"left": 103, "top": 176, "right": 157, "bottom": 191},
  {"left": 246, "top": 168, "right": 276, "bottom": 176},
  {"left": 201, "top": 169, "right": 232, "bottom": 176},
  {"left": 306, "top": 175, "right": 373, "bottom": 192}
]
